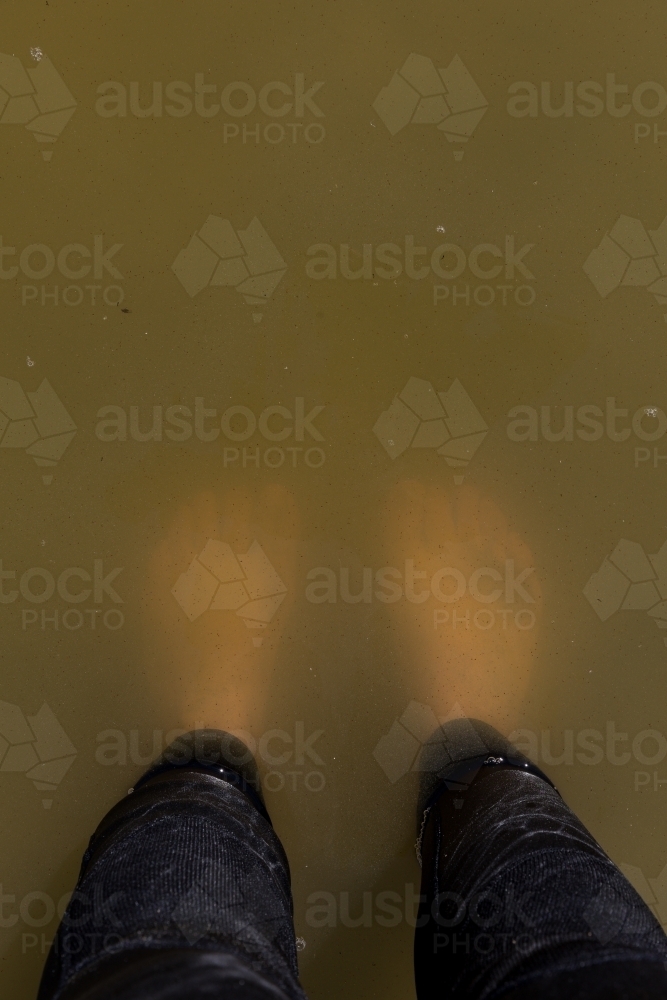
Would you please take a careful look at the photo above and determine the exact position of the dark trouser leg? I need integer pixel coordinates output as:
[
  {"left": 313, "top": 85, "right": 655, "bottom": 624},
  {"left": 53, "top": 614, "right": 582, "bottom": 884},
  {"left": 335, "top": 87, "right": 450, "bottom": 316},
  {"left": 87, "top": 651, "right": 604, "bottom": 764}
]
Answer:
[
  {"left": 414, "top": 719, "right": 667, "bottom": 1000},
  {"left": 38, "top": 734, "right": 306, "bottom": 1000}
]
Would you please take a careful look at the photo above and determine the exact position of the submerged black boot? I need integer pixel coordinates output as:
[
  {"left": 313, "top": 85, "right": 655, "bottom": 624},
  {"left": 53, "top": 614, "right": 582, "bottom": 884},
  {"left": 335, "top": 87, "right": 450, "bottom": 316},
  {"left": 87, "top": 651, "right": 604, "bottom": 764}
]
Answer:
[
  {"left": 414, "top": 717, "right": 667, "bottom": 1000},
  {"left": 38, "top": 730, "right": 306, "bottom": 1000}
]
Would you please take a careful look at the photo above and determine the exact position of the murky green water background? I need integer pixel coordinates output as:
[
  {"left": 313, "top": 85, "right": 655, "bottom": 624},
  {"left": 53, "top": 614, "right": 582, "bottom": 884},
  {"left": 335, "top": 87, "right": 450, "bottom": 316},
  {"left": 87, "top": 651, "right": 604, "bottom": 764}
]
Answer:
[{"left": 2, "top": 1, "right": 667, "bottom": 996}]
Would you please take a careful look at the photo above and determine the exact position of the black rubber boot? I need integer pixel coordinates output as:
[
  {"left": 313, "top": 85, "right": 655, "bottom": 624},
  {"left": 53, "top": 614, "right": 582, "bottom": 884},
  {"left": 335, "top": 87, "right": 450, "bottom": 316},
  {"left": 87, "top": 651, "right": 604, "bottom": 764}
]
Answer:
[{"left": 133, "top": 728, "right": 271, "bottom": 822}]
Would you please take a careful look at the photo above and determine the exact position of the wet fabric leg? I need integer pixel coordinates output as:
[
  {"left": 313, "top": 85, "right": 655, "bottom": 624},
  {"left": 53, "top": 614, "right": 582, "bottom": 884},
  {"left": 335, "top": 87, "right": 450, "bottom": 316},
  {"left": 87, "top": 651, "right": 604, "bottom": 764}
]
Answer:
[
  {"left": 37, "top": 770, "right": 306, "bottom": 1000},
  {"left": 415, "top": 765, "right": 667, "bottom": 999}
]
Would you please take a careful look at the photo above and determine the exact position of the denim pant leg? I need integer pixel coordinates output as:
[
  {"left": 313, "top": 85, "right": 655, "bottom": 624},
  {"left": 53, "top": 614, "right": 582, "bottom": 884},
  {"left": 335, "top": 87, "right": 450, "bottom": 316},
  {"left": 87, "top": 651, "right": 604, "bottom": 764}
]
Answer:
[
  {"left": 415, "top": 766, "right": 667, "bottom": 1000},
  {"left": 38, "top": 770, "right": 306, "bottom": 1000}
]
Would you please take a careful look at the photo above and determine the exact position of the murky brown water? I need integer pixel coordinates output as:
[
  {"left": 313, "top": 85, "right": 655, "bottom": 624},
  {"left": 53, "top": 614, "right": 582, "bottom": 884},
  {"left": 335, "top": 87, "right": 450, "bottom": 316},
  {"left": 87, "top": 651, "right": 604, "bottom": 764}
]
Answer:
[{"left": 2, "top": 1, "right": 667, "bottom": 996}]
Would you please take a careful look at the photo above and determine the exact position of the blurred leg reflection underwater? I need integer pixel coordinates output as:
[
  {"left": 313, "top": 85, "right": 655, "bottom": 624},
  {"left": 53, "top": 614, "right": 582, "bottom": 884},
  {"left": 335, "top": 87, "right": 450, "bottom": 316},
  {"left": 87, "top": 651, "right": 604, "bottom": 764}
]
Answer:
[
  {"left": 139, "top": 483, "right": 300, "bottom": 735},
  {"left": 381, "top": 479, "right": 540, "bottom": 732},
  {"left": 36, "top": 484, "right": 667, "bottom": 999}
]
